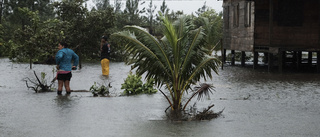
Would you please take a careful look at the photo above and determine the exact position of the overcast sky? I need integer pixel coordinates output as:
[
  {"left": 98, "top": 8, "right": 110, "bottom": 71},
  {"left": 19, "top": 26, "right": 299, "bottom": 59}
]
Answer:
[{"left": 87, "top": 0, "right": 223, "bottom": 14}]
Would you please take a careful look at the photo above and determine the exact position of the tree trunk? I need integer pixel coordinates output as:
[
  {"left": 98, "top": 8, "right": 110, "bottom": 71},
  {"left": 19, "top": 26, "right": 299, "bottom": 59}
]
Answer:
[
  {"left": 0, "top": 0, "right": 3, "bottom": 24},
  {"left": 173, "top": 91, "right": 181, "bottom": 110},
  {"left": 29, "top": 58, "right": 32, "bottom": 69},
  {"left": 173, "top": 98, "right": 178, "bottom": 110},
  {"left": 79, "top": 45, "right": 82, "bottom": 69}
]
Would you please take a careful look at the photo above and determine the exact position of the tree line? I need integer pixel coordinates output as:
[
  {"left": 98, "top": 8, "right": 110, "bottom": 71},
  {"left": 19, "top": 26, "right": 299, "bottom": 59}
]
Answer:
[{"left": 0, "top": 0, "right": 222, "bottom": 68}]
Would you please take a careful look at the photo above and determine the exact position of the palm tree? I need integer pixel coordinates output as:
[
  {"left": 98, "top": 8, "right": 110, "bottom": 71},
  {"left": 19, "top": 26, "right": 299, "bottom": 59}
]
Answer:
[
  {"left": 112, "top": 15, "right": 220, "bottom": 111},
  {"left": 193, "top": 10, "right": 223, "bottom": 55}
]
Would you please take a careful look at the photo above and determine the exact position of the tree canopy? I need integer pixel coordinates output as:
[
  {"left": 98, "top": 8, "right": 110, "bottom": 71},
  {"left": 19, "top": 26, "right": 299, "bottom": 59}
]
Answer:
[{"left": 0, "top": 0, "right": 223, "bottom": 67}]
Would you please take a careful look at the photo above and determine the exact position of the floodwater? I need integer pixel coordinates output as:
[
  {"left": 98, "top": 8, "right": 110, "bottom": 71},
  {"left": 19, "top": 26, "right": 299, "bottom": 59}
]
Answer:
[{"left": 1, "top": 58, "right": 320, "bottom": 137}]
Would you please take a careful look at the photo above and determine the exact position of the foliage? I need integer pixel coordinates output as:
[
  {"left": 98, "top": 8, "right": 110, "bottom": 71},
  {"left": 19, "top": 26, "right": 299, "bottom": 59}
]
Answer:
[
  {"left": 108, "top": 36, "right": 128, "bottom": 62},
  {"left": 159, "top": 0, "right": 170, "bottom": 15},
  {"left": 94, "top": 0, "right": 111, "bottom": 10},
  {"left": 25, "top": 71, "right": 55, "bottom": 93},
  {"left": 53, "top": 0, "right": 88, "bottom": 48},
  {"left": 0, "top": 0, "right": 223, "bottom": 65},
  {"left": 9, "top": 17, "right": 66, "bottom": 63},
  {"left": 80, "top": 8, "right": 116, "bottom": 60},
  {"left": 121, "top": 72, "right": 157, "bottom": 95},
  {"left": 0, "top": 24, "right": 4, "bottom": 57},
  {"left": 193, "top": 8, "right": 223, "bottom": 53},
  {"left": 53, "top": 1, "right": 116, "bottom": 61},
  {"left": 35, "top": 19, "right": 67, "bottom": 57},
  {"left": 195, "top": 1, "right": 208, "bottom": 15},
  {"left": 12, "top": 8, "right": 40, "bottom": 68},
  {"left": 141, "top": 78, "right": 157, "bottom": 94},
  {"left": 112, "top": 15, "right": 220, "bottom": 111},
  {"left": 113, "top": 0, "right": 122, "bottom": 13},
  {"left": 154, "top": 0, "right": 169, "bottom": 35},
  {"left": 145, "top": 0, "right": 157, "bottom": 35},
  {"left": 0, "top": 0, "right": 54, "bottom": 53},
  {"left": 124, "top": 0, "right": 145, "bottom": 25},
  {"left": 5, "top": 40, "right": 19, "bottom": 60},
  {"left": 121, "top": 72, "right": 143, "bottom": 95},
  {"left": 5, "top": 1, "right": 117, "bottom": 64},
  {"left": 1, "top": 0, "right": 53, "bottom": 28},
  {"left": 9, "top": 8, "right": 68, "bottom": 67},
  {"left": 89, "top": 82, "right": 111, "bottom": 97}
]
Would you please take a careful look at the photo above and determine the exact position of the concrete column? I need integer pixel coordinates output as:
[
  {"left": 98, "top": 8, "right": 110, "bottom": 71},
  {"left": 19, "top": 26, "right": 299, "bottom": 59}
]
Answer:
[
  {"left": 231, "top": 50, "right": 235, "bottom": 66},
  {"left": 292, "top": 51, "right": 297, "bottom": 67},
  {"left": 221, "top": 49, "right": 227, "bottom": 70},
  {"left": 268, "top": 53, "right": 273, "bottom": 72},
  {"left": 318, "top": 0, "right": 320, "bottom": 72},
  {"left": 264, "top": 52, "right": 269, "bottom": 64},
  {"left": 308, "top": 51, "right": 313, "bottom": 66},
  {"left": 297, "top": 51, "right": 302, "bottom": 70},
  {"left": 241, "top": 51, "right": 246, "bottom": 67},
  {"left": 278, "top": 51, "right": 284, "bottom": 73},
  {"left": 223, "top": 49, "right": 226, "bottom": 63},
  {"left": 317, "top": 51, "right": 320, "bottom": 73},
  {"left": 253, "top": 51, "right": 259, "bottom": 69}
]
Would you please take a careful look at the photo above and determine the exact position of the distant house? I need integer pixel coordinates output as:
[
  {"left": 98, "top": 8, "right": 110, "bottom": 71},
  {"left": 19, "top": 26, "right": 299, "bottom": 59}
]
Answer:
[{"left": 221, "top": 0, "right": 320, "bottom": 72}]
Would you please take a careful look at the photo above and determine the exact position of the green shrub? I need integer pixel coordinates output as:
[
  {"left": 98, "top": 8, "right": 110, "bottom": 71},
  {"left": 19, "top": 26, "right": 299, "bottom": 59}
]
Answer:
[
  {"left": 141, "top": 78, "right": 157, "bottom": 94},
  {"left": 121, "top": 72, "right": 157, "bottom": 95},
  {"left": 90, "top": 82, "right": 111, "bottom": 97}
]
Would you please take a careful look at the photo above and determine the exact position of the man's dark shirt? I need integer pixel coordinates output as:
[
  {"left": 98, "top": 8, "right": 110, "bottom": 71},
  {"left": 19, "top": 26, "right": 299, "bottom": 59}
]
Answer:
[{"left": 101, "top": 43, "right": 110, "bottom": 60}]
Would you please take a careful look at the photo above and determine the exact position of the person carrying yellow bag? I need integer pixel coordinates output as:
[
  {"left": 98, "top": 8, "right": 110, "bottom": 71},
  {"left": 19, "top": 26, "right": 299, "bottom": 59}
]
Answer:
[{"left": 100, "top": 36, "right": 111, "bottom": 76}]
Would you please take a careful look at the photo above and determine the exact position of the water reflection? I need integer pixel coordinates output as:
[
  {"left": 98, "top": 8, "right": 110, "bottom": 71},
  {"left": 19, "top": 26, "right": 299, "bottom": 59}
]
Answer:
[{"left": 55, "top": 95, "right": 73, "bottom": 107}]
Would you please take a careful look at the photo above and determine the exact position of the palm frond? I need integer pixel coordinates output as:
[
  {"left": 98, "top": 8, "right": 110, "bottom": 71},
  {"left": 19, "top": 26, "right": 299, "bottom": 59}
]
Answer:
[
  {"left": 182, "top": 83, "right": 214, "bottom": 110},
  {"left": 194, "top": 83, "right": 215, "bottom": 100},
  {"left": 124, "top": 25, "right": 174, "bottom": 77},
  {"left": 112, "top": 30, "right": 172, "bottom": 87},
  {"left": 174, "top": 15, "right": 192, "bottom": 69},
  {"left": 182, "top": 56, "right": 220, "bottom": 93},
  {"left": 180, "top": 27, "right": 205, "bottom": 76},
  {"left": 174, "top": 15, "right": 192, "bottom": 39},
  {"left": 112, "top": 31, "right": 163, "bottom": 66},
  {"left": 161, "top": 16, "right": 178, "bottom": 49}
]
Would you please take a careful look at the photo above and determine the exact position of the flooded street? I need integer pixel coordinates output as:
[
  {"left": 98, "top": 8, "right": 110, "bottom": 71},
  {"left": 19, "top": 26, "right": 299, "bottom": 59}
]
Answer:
[{"left": 1, "top": 58, "right": 320, "bottom": 137}]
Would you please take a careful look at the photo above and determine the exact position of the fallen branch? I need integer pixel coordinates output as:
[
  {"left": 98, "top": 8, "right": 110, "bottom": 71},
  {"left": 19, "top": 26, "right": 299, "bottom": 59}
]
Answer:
[
  {"left": 25, "top": 71, "right": 54, "bottom": 93},
  {"left": 200, "top": 104, "right": 215, "bottom": 114},
  {"left": 71, "top": 90, "right": 90, "bottom": 92},
  {"left": 194, "top": 105, "right": 224, "bottom": 120}
]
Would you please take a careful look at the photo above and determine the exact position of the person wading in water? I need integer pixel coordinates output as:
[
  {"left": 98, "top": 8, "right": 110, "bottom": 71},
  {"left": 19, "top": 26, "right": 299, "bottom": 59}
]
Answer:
[
  {"left": 100, "top": 36, "right": 111, "bottom": 76},
  {"left": 55, "top": 41, "right": 79, "bottom": 95}
]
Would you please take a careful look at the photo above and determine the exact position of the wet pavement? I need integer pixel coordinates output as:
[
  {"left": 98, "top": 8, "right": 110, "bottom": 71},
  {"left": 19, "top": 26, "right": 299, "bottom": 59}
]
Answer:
[{"left": 1, "top": 58, "right": 320, "bottom": 137}]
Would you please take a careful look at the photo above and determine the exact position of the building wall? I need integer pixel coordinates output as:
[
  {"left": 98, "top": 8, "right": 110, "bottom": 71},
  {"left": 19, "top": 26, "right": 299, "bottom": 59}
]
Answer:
[
  {"left": 255, "top": 0, "right": 319, "bottom": 51},
  {"left": 223, "top": 0, "right": 320, "bottom": 52},
  {"left": 223, "top": 0, "right": 255, "bottom": 51}
]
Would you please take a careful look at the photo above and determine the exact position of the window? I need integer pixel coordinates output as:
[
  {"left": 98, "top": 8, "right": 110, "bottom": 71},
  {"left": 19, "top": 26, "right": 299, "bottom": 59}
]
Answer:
[
  {"left": 224, "top": 6, "right": 229, "bottom": 29},
  {"left": 233, "top": 3, "right": 239, "bottom": 28},
  {"left": 244, "top": 1, "right": 251, "bottom": 27}
]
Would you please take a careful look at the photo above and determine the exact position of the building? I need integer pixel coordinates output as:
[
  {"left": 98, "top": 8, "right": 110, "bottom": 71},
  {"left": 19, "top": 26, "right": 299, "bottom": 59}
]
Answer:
[{"left": 221, "top": 0, "right": 320, "bottom": 72}]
